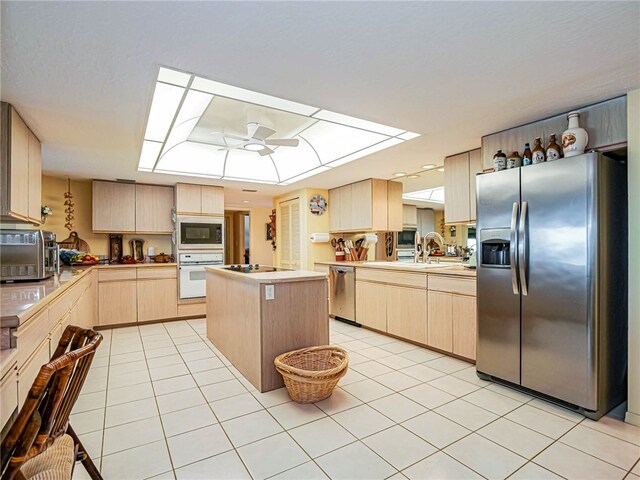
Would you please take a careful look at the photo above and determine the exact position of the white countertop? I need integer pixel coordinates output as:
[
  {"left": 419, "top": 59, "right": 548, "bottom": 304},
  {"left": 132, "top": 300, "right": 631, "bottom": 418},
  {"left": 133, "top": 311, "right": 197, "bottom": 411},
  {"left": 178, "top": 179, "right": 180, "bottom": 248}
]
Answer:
[{"left": 206, "top": 266, "right": 327, "bottom": 284}]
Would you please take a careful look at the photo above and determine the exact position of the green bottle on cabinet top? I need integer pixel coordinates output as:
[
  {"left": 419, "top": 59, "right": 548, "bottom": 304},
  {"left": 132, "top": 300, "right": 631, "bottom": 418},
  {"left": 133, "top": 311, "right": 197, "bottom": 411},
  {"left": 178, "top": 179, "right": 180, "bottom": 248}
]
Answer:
[
  {"left": 522, "top": 143, "right": 532, "bottom": 166},
  {"left": 532, "top": 137, "right": 545, "bottom": 164}
]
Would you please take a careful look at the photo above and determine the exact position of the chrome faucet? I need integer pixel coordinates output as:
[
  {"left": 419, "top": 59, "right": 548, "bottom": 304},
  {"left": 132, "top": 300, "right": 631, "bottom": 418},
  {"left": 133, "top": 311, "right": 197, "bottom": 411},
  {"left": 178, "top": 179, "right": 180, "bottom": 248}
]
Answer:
[{"left": 422, "top": 232, "right": 446, "bottom": 263}]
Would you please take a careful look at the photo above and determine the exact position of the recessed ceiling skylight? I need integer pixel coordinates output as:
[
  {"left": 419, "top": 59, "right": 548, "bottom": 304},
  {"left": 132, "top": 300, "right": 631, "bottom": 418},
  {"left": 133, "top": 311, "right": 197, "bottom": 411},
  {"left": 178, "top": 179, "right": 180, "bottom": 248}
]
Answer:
[
  {"left": 403, "top": 187, "right": 445, "bottom": 203},
  {"left": 138, "top": 67, "right": 420, "bottom": 185}
]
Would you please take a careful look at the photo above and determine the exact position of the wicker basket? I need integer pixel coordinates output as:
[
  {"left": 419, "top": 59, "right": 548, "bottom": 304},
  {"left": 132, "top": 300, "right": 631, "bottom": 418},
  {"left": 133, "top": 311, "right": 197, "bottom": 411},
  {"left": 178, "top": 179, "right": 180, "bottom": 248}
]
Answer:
[{"left": 274, "top": 346, "right": 349, "bottom": 403}]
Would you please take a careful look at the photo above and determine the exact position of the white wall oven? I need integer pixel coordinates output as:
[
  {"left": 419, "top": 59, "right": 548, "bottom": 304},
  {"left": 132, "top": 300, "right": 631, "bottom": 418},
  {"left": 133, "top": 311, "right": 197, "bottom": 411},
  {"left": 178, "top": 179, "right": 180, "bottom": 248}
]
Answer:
[
  {"left": 177, "top": 216, "right": 223, "bottom": 250},
  {"left": 178, "top": 251, "right": 223, "bottom": 299}
]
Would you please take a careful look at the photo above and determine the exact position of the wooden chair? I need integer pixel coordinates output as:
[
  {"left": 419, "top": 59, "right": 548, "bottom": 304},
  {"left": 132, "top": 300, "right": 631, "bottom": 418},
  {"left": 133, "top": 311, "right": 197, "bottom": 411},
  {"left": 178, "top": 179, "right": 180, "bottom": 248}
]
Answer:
[{"left": 1, "top": 326, "right": 103, "bottom": 480}]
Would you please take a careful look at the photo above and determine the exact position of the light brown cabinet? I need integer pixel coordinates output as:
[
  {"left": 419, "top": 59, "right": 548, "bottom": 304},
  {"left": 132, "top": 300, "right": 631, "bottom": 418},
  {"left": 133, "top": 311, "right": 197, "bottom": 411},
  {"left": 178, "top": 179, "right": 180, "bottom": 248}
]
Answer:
[
  {"left": 427, "top": 291, "right": 453, "bottom": 351},
  {"left": 387, "top": 285, "right": 427, "bottom": 344},
  {"left": 98, "top": 280, "right": 138, "bottom": 325},
  {"left": 355, "top": 280, "right": 387, "bottom": 331},
  {"left": 92, "top": 181, "right": 137, "bottom": 233},
  {"left": 427, "top": 275, "right": 476, "bottom": 360},
  {"left": 175, "top": 183, "right": 224, "bottom": 215},
  {"left": 1, "top": 103, "right": 42, "bottom": 224},
  {"left": 329, "top": 179, "right": 402, "bottom": 233},
  {"left": 135, "top": 184, "right": 174, "bottom": 233},
  {"left": 137, "top": 278, "right": 178, "bottom": 322},
  {"left": 402, "top": 204, "right": 418, "bottom": 227},
  {"left": 93, "top": 181, "right": 175, "bottom": 233},
  {"left": 0, "top": 364, "right": 18, "bottom": 430},
  {"left": 443, "top": 148, "right": 481, "bottom": 224}
]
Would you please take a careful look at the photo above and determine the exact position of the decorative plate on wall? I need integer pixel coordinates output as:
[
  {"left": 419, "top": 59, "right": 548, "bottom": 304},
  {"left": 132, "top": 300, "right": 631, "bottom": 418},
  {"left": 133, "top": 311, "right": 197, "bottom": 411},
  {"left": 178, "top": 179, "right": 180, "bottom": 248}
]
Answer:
[{"left": 309, "top": 195, "right": 327, "bottom": 216}]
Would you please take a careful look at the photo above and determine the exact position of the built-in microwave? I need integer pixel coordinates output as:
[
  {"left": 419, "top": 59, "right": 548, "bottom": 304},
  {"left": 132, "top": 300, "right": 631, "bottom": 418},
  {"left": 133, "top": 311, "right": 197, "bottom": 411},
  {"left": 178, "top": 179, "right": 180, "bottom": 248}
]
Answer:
[
  {"left": 176, "top": 216, "right": 224, "bottom": 250},
  {"left": 397, "top": 228, "right": 417, "bottom": 249}
]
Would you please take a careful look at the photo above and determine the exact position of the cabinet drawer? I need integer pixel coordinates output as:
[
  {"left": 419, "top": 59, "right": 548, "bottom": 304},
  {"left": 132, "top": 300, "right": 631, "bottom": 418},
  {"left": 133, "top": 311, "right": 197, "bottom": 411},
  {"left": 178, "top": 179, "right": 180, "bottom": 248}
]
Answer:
[
  {"left": 428, "top": 275, "right": 476, "bottom": 296},
  {"left": 18, "top": 338, "right": 50, "bottom": 405},
  {"left": 357, "top": 268, "right": 427, "bottom": 289},
  {"left": 13, "top": 308, "right": 50, "bottom": 368},
  {"left": 49, "top": 293, "right": 72, "bottom": 326},
  {"left": 177, "top": 302, "right": 206, "bottom": 318},
  {"left": 98, "top": 268, "right": 137, "bottom": 282},
  {"left": 137, "top": 267, "right": 177, "bottom": 279},
  {"left": 1, "top": 364, "right": 18, "bottom": 430}
]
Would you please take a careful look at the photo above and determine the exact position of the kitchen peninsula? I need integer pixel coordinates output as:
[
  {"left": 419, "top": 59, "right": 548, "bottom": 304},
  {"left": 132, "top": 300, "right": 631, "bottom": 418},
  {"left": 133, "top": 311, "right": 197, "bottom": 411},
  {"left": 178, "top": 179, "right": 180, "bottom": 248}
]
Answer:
[{"left": 205, "top": 266, "right": 328, "bottom": 392}]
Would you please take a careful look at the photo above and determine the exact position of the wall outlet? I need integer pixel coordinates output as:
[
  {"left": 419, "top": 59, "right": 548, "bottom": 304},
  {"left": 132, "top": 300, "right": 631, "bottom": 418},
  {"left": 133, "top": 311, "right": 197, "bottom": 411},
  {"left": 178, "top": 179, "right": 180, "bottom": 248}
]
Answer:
[{"left": 265, "top": 284, "right": 275, "bottom": 300}]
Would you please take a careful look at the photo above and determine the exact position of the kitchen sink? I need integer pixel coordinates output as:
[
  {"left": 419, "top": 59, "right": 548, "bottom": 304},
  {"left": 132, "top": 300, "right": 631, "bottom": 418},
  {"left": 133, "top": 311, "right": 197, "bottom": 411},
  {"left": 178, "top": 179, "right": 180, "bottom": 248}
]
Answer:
[{"left": 364, "top": 261, "right": 462, "bottom": 268}]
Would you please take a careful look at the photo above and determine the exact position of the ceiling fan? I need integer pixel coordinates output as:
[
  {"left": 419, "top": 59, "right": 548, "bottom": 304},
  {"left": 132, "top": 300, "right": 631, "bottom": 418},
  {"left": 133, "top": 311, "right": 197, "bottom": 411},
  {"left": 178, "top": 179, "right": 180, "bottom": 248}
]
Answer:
[{"left": 217, "top": 122, "right": 299, "bottom": 156}]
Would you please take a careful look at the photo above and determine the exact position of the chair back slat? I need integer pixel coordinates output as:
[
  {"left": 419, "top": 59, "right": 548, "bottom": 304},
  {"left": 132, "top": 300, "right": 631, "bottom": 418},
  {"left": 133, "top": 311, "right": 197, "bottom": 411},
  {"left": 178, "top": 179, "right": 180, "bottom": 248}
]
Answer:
[{"left": 1, "top": 326, "right": 102, "bottom": 480}]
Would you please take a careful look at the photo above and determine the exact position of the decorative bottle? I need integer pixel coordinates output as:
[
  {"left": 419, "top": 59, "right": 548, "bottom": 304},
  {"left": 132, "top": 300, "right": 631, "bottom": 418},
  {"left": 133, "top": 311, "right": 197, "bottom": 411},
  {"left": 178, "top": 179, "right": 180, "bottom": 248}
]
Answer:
[
  {"left": 493, "top": 150, "right": 507, "bottom": 171},
  {"left": 506, "top": 151, "right": 522, "bottom": 169},
  {"left": 562, "top": 111, "right": 588, "bottom": 157},
  {"left": 522, "top": 143, "right": 532, "bottom": 166},
  {"left": 532, "top": 138, "right": 546, "bottom": 164},
  {"left": 546, "top": 134, "right": 562, "bottom": 161}
]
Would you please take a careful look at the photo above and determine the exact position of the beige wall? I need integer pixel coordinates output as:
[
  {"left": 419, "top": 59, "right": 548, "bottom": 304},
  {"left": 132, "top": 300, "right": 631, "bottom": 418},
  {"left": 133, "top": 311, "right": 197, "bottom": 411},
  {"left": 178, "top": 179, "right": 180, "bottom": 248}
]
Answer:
[
  {"left": 626, "top": 89, "right": 639, "bottom": 426},
  {"left": 40, "top": 175, "right": 171, "bottom": 256},
  {"left": 249, "top": 206, "right": 273, "bottom": 265},
  {"left": 434, "top": 210, "right": 468, "bottom": 248}
]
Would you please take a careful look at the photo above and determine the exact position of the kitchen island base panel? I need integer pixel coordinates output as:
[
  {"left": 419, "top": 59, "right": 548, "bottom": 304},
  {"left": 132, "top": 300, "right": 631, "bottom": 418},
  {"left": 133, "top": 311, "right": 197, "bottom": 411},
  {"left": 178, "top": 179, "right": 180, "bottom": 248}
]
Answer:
[{"left": 206, "top": 269, "right": 329, "bottom": 393}]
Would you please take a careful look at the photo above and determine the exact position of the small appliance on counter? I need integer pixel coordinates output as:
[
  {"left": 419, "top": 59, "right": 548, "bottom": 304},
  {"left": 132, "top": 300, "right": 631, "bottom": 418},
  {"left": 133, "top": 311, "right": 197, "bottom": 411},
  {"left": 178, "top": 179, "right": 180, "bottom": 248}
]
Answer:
[{"left": 0, "top": 230, "right": 59, "bottom": 282}]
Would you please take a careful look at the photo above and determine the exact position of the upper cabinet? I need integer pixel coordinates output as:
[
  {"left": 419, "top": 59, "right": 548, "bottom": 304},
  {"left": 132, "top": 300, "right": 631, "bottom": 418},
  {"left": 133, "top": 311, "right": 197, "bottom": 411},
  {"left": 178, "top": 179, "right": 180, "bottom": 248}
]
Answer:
[
  {"left": 402, "top": 204, "right": 418, "bottom": 227},
  {"left": 444, "top": 148, "right": 481, "bottom": 224},
  {"left": 1, "top": 103, "right": 42, "bottom": 224},
  {"left": 416, "top": 208, "right": 435, "bottom": 236},
  {"left": 175, "top": 183, "right": 224, "bottom": 215},
  {"left": 92, "top": 181, "right": 137, "bottom": 233},
  {"left": 92, "top": 181, "right": 174, "bottom": 233},
  {"left": 135, "top": 184, "right": 174, "bottom": 234},
  {"left": 329, "top": 179, "right": 403, "bottom": 233}
]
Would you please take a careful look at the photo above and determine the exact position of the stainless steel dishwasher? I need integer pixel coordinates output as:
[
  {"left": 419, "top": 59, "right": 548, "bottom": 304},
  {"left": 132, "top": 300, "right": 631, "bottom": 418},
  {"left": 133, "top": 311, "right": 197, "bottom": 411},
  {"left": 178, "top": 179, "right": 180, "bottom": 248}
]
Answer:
[{"left": 329, "top": 265, "right": 356, "bottom": 324}]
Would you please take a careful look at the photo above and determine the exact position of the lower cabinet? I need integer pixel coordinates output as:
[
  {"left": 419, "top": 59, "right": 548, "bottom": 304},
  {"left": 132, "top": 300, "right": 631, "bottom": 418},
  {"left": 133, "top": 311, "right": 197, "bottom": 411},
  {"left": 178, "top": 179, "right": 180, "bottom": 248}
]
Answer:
[
  {"left": 137, "top": 278, "right": 178, "bottom": 322},
  {"left": 387, "top": 286, "right": 427, "bottom": 344},
  {"left": 18, "top": 338, "right": 50, "bottom": 405},
  {"left": 427, "top": 290, "right": 477, "bottom": 360},
  {"left": 355, "top": 281, "right": 387, "bottom": 331},
  {"left": 0, "top": 364, "right": 18, "bottom": 430},
  {"left": 452, "top": 294, "right": 476, "bottom": 359},
  {"left": 427, "top": 291, "right": 453, "bottom": 351},
  {"left": 98, "top": 280, "right": 138, "bottom": 325}
]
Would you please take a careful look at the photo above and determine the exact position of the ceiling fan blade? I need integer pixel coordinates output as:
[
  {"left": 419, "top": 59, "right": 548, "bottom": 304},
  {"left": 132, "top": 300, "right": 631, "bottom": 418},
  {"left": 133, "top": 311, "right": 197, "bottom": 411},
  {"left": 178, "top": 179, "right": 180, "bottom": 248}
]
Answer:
[
  {"left": 265, "top": 138, "right": 299, "bottom": 147},
  {"left": 258, "top": 146, "right": 275, "bottom": 156},
  {"left": 248, "top": 123, "right": 276, "bottom": 141},
  {"left": 218, "top": 143, "right": 246, "bottom": 152},
  {"left": 222, "top": 133, "right": 250, "bottom": 142}
]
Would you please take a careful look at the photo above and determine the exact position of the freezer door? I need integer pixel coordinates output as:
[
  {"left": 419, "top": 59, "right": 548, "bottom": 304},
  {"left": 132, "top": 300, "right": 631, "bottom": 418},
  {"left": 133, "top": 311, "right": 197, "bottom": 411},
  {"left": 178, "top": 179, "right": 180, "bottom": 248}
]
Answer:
[
  {"left": 476, "top": 168, "right": 522, "bottom": 384},
  {"left": 520, "top": 154, "right": 594, "bottom": 408}
]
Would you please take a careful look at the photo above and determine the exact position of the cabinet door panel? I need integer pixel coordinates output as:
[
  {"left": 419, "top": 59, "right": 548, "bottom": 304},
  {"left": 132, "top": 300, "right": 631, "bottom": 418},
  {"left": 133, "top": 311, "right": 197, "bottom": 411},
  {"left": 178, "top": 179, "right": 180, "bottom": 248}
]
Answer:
[
  {"left": 355, "top": 281, "right": 386, "bottom": 331},
  {"left": 386, "top": 286, "right": 427, "bottom": 344},
  {"left": 339, "top": 185, "right": 352, "bottom": 231},
  {"left": 137, "top": 279, "right": 178, "bottom": 322},
  {"left": 387, "top": 181, "right": 403, "bottom": 232},
  {"left": 18, "top": 339, "right": 49, "bottom": 405},
  {"left": 452, "top": 294, "right": 477, "bottom": 360},
  {"left": 403, "top": 204, "right": 418, "bottom": 227},
  {"left": 427, "top": 291, "right": 453, "bottom": 352},
  {"left": 98, "top": 280, "right": 137, "bottom": 325},
  {"left": 9, "top": 108, "right": 30, "bottom": 220},
  {"left": 444, "top": 152, "right": 471, "bottom": 224},
  {"left": 201, "top": 186, "right": 224, "bottom": 215},
  {"left": 28, "top": 131, "right": 42, "bottom": 222},
  {"left": 468, "top": 149, "right": 482, "bottom": 222},
  {"left": 350, "top": 180, "right": 372, "bottom": 231},
  {"left": 92, "top": 181, "right": 136, "bottom": 232},
  {"left": 175, "top": 184, "right": 202, "bottom": 214},
  {"left": 135, "top": 184, "right": 174, "bottom": 233},
  {"left": 329, "top": 188, "right": 340, "bottom": 232}
]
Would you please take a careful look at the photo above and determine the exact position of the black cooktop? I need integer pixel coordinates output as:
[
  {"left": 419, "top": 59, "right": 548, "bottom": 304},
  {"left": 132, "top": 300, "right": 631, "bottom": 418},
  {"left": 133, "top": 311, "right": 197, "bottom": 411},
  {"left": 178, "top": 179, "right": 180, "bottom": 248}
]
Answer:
[{"left": 223, "top": 264, "right": 289, "bottom": 274}]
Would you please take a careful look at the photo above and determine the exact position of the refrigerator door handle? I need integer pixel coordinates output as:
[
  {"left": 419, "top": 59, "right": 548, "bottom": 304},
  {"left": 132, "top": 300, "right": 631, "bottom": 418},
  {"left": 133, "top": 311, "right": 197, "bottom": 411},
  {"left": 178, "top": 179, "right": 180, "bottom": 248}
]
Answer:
[
  {"left": 510, "top": 202, "right": 519, "bottom": 295},
  {"left": 519, "top": 201, "right": 528, "bottom": 296}
]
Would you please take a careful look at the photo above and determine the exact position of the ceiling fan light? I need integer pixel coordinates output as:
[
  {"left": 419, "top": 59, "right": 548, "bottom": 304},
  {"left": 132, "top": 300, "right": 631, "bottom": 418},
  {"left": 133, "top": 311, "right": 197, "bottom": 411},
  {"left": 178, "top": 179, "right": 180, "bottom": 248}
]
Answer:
[{"left": 244, "top": 143, "right": 264, "bottom": 152}]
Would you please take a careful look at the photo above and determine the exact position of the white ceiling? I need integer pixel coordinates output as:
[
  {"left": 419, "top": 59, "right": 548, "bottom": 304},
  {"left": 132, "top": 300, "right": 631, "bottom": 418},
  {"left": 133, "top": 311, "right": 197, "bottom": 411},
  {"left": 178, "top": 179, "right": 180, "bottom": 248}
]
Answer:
[{"left": 2, "top": 1, "right": 639, "bottom": 207}]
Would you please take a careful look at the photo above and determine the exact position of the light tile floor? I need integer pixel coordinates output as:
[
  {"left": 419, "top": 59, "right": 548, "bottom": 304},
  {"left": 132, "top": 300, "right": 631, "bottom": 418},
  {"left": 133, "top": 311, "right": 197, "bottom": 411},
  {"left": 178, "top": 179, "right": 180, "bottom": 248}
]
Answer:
[{"left": 71, "top": 318, "right": 640, "bottom": 480}]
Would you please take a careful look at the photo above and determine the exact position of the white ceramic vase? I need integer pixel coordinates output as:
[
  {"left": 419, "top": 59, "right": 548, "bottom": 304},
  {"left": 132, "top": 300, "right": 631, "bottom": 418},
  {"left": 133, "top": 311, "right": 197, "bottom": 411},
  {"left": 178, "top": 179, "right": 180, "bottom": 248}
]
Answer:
[{"left": 562, "top": 111, "right": 588, "bottom": 157}]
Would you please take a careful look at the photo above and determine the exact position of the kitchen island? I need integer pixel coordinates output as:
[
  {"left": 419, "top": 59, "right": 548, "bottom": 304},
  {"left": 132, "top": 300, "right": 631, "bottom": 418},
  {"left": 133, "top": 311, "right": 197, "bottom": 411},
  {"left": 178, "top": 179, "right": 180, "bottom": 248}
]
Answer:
[{"left": 205, "top": 266, "right": 329, "bottom": 392}]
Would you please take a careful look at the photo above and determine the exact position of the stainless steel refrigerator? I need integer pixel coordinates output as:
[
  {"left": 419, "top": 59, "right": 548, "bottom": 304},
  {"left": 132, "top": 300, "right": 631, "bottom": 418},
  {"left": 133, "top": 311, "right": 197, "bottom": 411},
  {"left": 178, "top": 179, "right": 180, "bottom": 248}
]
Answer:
[{"left": 476, "top": 152, "right": 627, "bottom": 419}]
